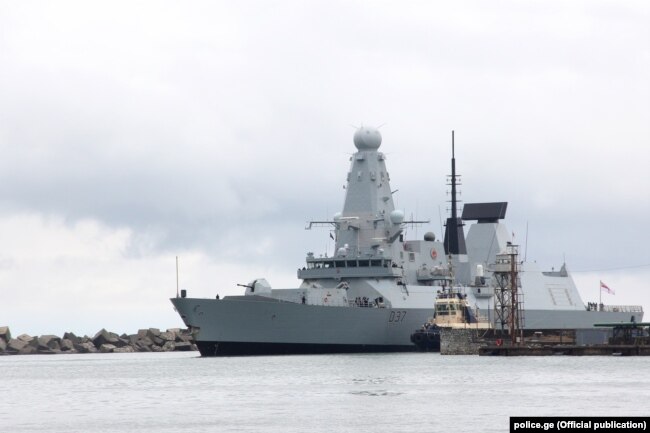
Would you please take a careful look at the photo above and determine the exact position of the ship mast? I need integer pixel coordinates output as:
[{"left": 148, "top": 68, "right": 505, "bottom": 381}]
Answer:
[
  {"left": 443, "top": 131, "right": 467, "bottom": 258},
  {"left": 451, "top": 131, "right": 458, "bottom": 223}
]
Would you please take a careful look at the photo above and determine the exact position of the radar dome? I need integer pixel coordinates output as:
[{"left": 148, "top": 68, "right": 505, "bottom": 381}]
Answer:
[
  {"left": 390, "top": 210, "right": 405, "bottom": 225},
  {"left": 333, "top": 212, "right": 342, "bottom": 222},
  {"left": 424, "top": 232, "right": 436, "bottom": 241},
  {"left": 353, "top": 126, "right": 382, "bottom": 150}
]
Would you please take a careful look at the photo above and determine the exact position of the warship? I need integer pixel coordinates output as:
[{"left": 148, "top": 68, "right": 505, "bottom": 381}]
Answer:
[{"left": 171, "top": 126, "right": 643, "bottom": 356}]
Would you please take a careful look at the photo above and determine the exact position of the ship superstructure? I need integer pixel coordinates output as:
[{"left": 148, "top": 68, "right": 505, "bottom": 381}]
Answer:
[{"left": 171, "top": 127, "right": 643, "bottom": 356}]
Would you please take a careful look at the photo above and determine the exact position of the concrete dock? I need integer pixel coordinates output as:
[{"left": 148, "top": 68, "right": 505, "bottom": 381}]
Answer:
[{"left": 479, "top": 344, "right": 650, "bottom": 356}]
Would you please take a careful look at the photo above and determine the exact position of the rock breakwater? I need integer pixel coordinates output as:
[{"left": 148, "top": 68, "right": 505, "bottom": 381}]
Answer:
[{"left": 0, "top": 326, "right": 197, "bottom": 355}]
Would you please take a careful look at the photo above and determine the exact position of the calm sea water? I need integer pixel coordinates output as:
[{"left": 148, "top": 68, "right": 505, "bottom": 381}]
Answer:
[{"left": 2, "top": 352, "right": 649, "bottom": 433}]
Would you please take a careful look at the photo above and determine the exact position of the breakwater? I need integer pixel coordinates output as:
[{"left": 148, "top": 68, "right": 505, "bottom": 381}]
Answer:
[{"left": 0, "top": 326, "right": 197, "bottom": 355}]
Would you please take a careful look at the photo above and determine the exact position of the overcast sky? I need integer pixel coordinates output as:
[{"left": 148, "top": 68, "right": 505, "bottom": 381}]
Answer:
[{"left": 1, "top": 1, "right": 648, "bottom": 337}]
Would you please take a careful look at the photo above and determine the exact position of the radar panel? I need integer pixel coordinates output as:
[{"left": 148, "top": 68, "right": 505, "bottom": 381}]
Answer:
[{"left": 461, "top": 202, "right": 507, "bottom": 223}]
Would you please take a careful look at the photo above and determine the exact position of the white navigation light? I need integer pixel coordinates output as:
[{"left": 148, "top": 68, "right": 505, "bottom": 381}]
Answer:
[
  {"left": 390, "top": 209, "right": 405, "bottom": 225},
  {"left": 353, "top": 126, "right": 382, "bottom": 150}
]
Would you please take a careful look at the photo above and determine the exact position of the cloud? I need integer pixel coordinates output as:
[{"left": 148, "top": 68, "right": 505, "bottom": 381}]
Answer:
[{"left": 0, "top": 1, "right": 648, "bottom": 335}]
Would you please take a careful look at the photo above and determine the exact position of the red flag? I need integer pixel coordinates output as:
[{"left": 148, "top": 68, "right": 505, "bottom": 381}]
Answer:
[{"left": 600, "top": 280, "right": 615, "bottom": 295}]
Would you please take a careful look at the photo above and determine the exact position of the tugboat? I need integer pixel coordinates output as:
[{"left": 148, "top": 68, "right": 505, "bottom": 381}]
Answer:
[{"left": 410, "top": 285, "right": 491, "bottom": 351}]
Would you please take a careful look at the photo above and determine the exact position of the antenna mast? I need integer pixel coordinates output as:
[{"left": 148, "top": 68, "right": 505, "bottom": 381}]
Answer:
[
  {"left": 443, "top": 131, "right": 467, "bottom": 256},
  {"left": 451, "top": 131, "right": 457, "bottom": 222}
]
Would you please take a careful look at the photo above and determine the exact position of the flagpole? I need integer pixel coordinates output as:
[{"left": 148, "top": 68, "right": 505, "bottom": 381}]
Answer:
[{"left": 599, "top": 280, "right": 602, "bottom": 307}]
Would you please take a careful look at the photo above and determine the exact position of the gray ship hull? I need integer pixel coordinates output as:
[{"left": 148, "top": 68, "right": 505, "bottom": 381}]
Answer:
[
  {"left": 171, "top": 296, "right": 642, "bottom": 356},
  {"left": 171, "top": 296, "right": 434, "bottom": 356}
]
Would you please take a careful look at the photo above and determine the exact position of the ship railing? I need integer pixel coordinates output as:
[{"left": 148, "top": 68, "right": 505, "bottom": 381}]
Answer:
[{"left": 600, "top": 305, "right": 644, "bottom": 313}]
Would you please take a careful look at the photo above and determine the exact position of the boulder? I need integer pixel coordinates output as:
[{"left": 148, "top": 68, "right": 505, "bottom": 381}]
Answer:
[
  {"left": 131, "top": 339, "right": 150, "bottom": 353},
  {"left": 114, "top": 346, "right": 134, "bottom": 353},
  {"left": 175, "top": 333, "right": 191, "bottom": 343},
  {"left": 92, "top": 329, "right": 120, "bottom": 348},
  {"left": 150, "top": 344, "right": 163, "bottom": 352},
  {"left": 135, "top": 342, "right": 152, "bottom": 352},
  {"left": 146, "top": 328, "right": 161, "bottom": 341},
  {"left": 63, "top": 332, "right": 80, "bottom": 344},
  {"left": 162, "top": 341, "right": 175, "bottom": 351},
  {"left": 0, "top": 326, "right": 11, "bottom": 343},
  {"left": 99, "top": 343, "right": 117, "bottom": 353},
  {"left": 136, "top": 336, "right": 154, "bottom": 347},
  {"left": 159, "top": 331, "right": 174, "bottom": 342},
  {"left": 17, "top": 334, "right": 34, "bottom": 343},
  {"left": 173, "top": 341, "right": 194, "bottom": 351},
  {"left": 74, "top": 342, "right": 98, "bottom": 353},
  {"left": 176, "top": 331, "right": 195, "bottom": 344},
  {"left": 60, "top": 339, "right": 75, "bottom": 352},
  {"left": 19, "top": 345, "right": 38, "bottom": 355},
  {"left": 0, "top": 338, "right": 6, "bottom": 352},
  {"left": 6, "top": 338, "right": 27, "bottom": 353},
  {"left": 38, "top": 335, "right": 62, "bottom": 351}
]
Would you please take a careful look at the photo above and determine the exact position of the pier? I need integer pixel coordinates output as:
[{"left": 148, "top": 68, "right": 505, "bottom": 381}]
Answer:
[
  {"left": 478, "top": 322, "right": 650, "bottom": 356},
  {"left": 479, "top": 344, "right": 650, "bottom": 356}
]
